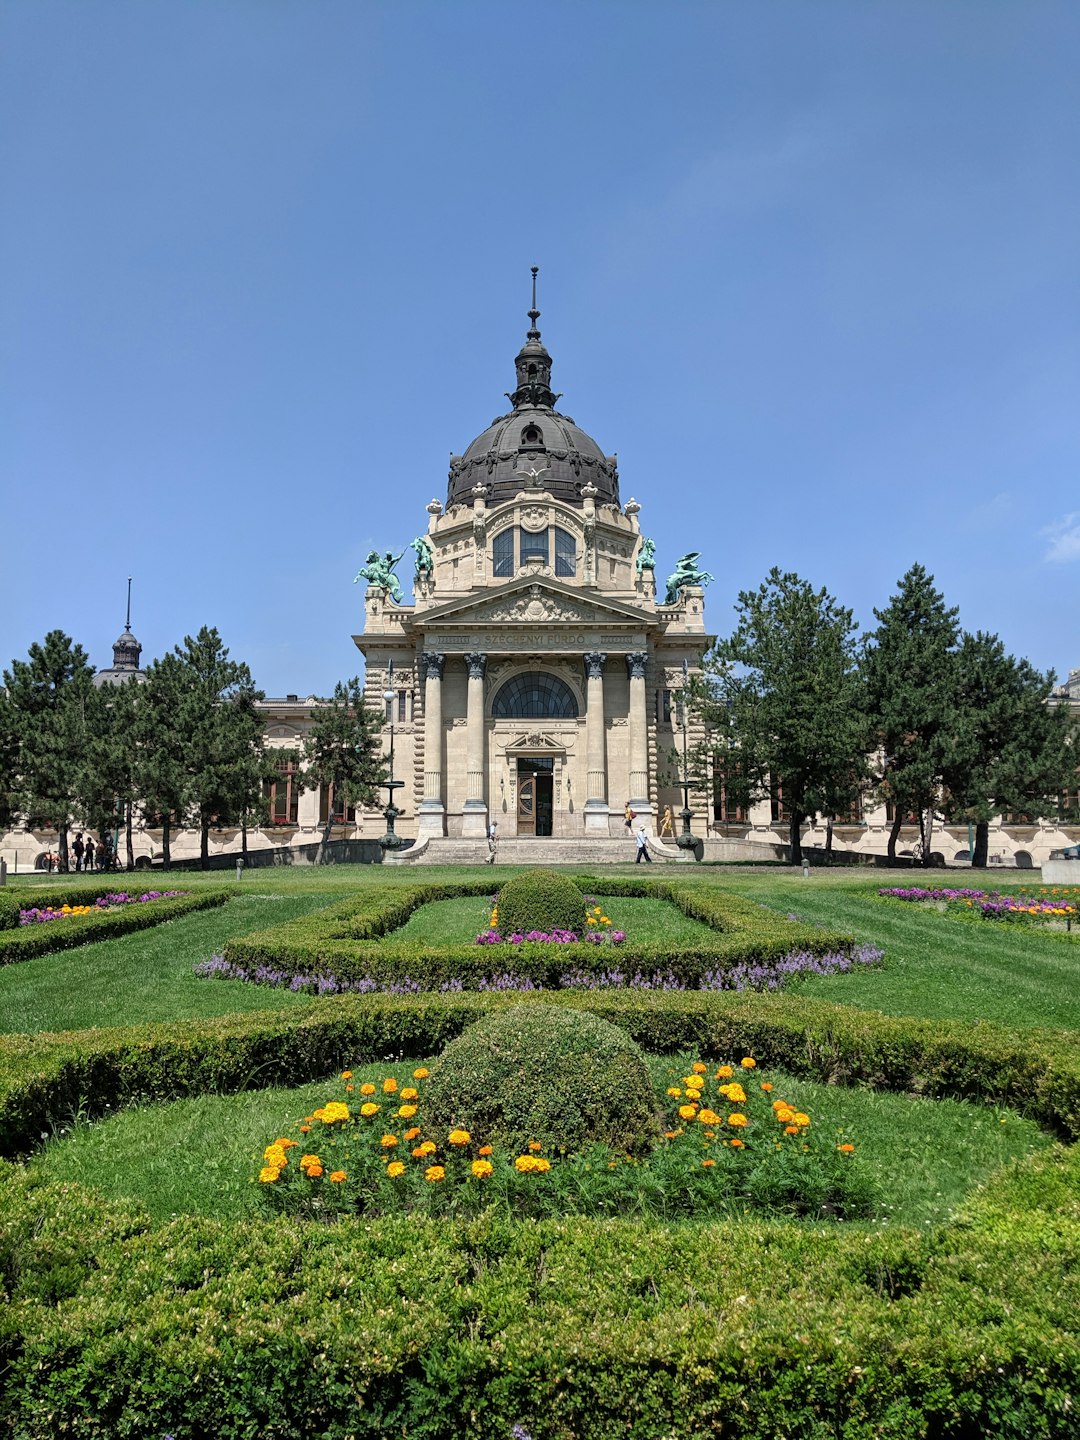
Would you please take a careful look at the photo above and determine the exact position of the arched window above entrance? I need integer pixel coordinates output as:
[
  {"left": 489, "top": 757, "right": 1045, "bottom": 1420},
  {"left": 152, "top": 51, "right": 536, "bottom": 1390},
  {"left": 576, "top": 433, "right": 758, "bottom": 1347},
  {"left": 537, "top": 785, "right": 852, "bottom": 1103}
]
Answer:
[{"left": 492, "top": 672, "right": 579, "bottom": 718}]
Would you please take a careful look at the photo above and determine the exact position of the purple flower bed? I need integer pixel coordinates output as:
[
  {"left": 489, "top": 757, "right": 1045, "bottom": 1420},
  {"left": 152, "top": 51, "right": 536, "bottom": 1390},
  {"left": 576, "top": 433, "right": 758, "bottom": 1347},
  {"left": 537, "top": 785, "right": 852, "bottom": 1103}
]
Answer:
[
  {"left": 476, "top": 929, "right": 626, "bottom": 945},
  {"left": 879, "top": 885, "right": 1077, "bottom": 919},
  {"left": 19, "top": 890, "right": 188, "bottom": 925},
  {"left": 194, "top": 944, "right": 882, "bottom": 997}
]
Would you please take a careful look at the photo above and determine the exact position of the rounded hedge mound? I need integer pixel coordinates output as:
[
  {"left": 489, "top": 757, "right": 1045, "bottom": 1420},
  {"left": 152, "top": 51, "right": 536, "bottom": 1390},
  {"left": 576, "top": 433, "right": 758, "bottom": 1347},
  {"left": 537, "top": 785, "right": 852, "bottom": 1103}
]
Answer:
[
  {"left": 495, "top": 869, "right": 585, "bottom": 938},
  {"left": 423, "top": 1003, "right": 661, "bottom": 1156}
]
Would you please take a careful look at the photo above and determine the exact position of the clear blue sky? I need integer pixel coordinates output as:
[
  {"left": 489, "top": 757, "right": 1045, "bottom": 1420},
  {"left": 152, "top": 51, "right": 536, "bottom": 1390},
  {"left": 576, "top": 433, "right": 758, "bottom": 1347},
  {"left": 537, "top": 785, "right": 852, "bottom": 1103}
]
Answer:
[{"left": 3, "top": 1, "right": 1077, "bottom": 696}]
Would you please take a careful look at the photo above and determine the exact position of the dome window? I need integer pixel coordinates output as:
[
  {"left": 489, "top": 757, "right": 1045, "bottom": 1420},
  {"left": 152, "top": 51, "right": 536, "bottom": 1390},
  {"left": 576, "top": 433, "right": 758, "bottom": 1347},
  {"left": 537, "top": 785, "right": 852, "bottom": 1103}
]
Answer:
[
  {"left": 521, "top": 424, "right": 544, "bottom": 447},
  {"left": 554, "top": 526, "right": 576, "bottom": 578},
  {"left": 493, "top": 528, "right": 514, "bottom": 578}
]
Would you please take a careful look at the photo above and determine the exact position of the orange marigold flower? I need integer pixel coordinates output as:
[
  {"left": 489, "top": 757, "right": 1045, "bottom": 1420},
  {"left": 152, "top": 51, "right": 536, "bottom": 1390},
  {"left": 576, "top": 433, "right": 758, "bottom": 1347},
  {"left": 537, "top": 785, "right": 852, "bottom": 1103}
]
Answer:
[
  {"left": 341, "top": 1071, "right": 353, "bottom": 1081},
  {"left": 259, "top": 1166, "right": 281, "bottom": 1183},
  {"left": 400, "top": 1087, "right": 419, "bottom": 1101},
  {"left": 416, "top": 1140, "right": 437, "bottom": 1157},
  {"left": 679, "top": 1104, "right": 698, "bottom": 1121},
  {"left": 785, "top": 1124, "right": 800, "bottom": 1136},
  {"left": 741, "top": 1057, "right": 757, "bottom": 1069},
  {"left": 306, "top": 1164, "right": 324, "bottom": 1179},
  {"left": 449, "top": 1129, "right": 471, "bottom": 1146},
  {"left": 360, "top": 1102, "right": 380, "bottom": 1118},
  {"left": 760, "top": 1082, "right": 774, "bottom": 1093},
  {"left": 300, "top": 1154, "right": 320, "bottom": 1169},
  {"left": 715, "top": 1065, "right": 734, "bottom": 1079},
  {"left": 345, "top": 1085, "right": 354, "bottom": 1093},
  {"left": 386, "top": 1161, "right": 405, "bottom": 1178},
  {"left": 701, "top": 1159, "right": 716, "bottom": 1168},
  {"left": 838, "top": 1143, "right": 855, "bottom": 1153},
  {"left": 528, "top": 1140, "right": 543, "bottom": 1152},
  {"left": 696, "top": 1109, "right": 721, "bottom": 1125},
  {"left": 793, "top": 1112, "right": 810, "bottom": 1127},
  {"left": 360, "top": 1083, "right": 376, "bottom": 1096},
  {"left": 471, "top": 1159, "right": 494, "bottom": 1179},
  {"left": 383, "top": 1078, "right": 398, "bottom": 1094},
  {"left": 298, "top": 1124, "right": 311, "bottom": 1133},
  {"left": 692, "top": 1061, "right": 708, "bottom": 1074},
  {"left": 424, "top": 1165, "right": 445, "bottom": 1183},
  {"left": 666, "top": 1086, "right": 683, "bottom": 1098},
  {"left": 727, "top": 1113, "right": 748, "bottom": 1128},
  {"left": 403, "top": 1126, "right": 421, "bottom": 1141},
  {"left": 381, "top": 1134, "right": 399, "bottom": 1148},
  {"left": 729, "top": 1137, "right": 745, "bottom": 1149},
  {"left": 663, "top": 1129, "right": 682, "bottom": 1140},
  {"left": 329, "top": 1170, "right": 347, "bottom": 1183},
  {"left": 479, "top": 1144, "right": 493, "bottom": 1156},
  {"left": 277, "top": 1138, "right": 298, "bottom": 1149},
  {"left": 397, "top": 1104, "right": 418, "bottom": 1119},
  {"left": 413, "top": 1067, "right": 430, "bottom": 1079}
]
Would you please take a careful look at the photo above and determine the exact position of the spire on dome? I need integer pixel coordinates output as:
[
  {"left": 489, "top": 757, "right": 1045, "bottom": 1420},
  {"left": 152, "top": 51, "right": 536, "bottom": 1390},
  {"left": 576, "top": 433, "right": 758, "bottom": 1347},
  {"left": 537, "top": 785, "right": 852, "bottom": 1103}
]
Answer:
[
  {"left": 94, "top": 577, "right": 144, "bottom": 686},
  {"left": 507, "top": 265, "right": 561, "bottom": 410}
]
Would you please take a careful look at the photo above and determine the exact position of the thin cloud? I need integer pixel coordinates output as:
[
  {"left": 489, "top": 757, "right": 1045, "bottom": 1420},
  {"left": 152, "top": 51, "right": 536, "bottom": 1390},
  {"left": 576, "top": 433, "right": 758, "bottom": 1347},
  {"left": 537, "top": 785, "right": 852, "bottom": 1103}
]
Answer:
[{"left": 1042, "top": 512, "right": 1080, "bottom": 563}]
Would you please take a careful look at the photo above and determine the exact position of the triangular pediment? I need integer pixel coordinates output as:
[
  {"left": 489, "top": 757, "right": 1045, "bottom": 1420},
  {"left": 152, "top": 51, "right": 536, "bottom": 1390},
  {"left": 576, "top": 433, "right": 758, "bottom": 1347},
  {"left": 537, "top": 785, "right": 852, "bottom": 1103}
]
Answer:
[{"left": 416, "top": 577, "right": 655, "bottom": 629}]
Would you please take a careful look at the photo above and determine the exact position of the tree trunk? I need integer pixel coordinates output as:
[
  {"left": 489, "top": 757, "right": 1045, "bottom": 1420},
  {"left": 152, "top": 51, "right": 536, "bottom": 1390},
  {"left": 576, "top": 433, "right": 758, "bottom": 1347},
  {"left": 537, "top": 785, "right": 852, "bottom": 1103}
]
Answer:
[
  {"left": 59, "top": 822, "right": 69, "bottom": 873},
  {"left": 919, "top": 808, "right": 934, "bottom": 868},
  {"left": 887, "top": 810, "right": 903, "bottom": 860},
  {"left": 789, "top": 812, "right": 803, "bottom": 866},
  {"left": 125, "top": 803, "right": 135, "bottom": 871},
  {"left": 241, "top": 821, "right": 249, "bottom": 862},
  {"left": 161, "top": 818, "right": 172, "bottom": 869},
  {"left": 825, "top": 816, "right": 834, "bottom": 858},
  {"left": 972, "top": 820, "right": 989, "bottom": 869},
  {"left": 200, "top": 819, "right": 210, "bottom": 870}
]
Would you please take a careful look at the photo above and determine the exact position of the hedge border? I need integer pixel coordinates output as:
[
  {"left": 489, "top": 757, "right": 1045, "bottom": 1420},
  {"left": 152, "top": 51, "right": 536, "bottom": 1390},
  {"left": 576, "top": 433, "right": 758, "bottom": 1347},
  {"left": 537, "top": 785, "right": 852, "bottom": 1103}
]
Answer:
[
  {"left": 220, "top": 874, "right": 856, "bottom": 989},
  {"left": 0, "top": 887, "right": 234, "bottom": 966}
]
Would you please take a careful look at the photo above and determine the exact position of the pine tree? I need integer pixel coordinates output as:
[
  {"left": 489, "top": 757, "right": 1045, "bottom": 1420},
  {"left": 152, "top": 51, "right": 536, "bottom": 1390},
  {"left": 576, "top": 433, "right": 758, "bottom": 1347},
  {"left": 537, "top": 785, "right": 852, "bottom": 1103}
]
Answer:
[
  {"left": 81, "top": 677, "right": 142, "bottom": 870},
  {"left": 694, "top": 568, "right": 867, "bottom": 866},
  {"left": 861, "top": 565, "right": 960, "bottom": 865},
  {"left": 1, "top": 631, "right": 97, "bottom": 870},
  {"left": 136, "top": 652, "right": 194, "bottom": 868},
  {"left": 940, "top": 633, "right": 1074, "bottom": 867}
]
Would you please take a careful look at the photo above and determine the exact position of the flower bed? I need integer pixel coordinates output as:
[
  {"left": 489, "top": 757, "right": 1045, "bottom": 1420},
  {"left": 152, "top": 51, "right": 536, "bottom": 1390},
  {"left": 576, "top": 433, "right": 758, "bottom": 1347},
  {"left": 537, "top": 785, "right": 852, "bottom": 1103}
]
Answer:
[
  {"left": 880, "top": 884, "right": 1079, "bottom": 925},
  {"left": 0, "top": 887, "right": 232, "bottom": 966},
  {"left": 19, "top": 890, "right": 188, "bottom": 925},
  {"left": 254, "top": 1053, "right": 872, "bottom": 1223}
]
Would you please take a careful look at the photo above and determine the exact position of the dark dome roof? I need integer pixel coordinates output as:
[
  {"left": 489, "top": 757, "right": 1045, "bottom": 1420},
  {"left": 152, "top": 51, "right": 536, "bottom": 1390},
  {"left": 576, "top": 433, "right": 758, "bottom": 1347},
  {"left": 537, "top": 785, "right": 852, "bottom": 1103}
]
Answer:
[{"left": 447, "top": 282, "right": 618, "bottom": 509}]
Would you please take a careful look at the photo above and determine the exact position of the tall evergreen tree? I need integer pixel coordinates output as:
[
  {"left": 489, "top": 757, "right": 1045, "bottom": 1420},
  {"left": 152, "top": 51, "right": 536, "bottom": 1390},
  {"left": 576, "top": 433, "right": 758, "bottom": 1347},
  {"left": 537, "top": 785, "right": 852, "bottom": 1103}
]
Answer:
[
  {"left": 301, "top": 677, "right": 386, "bottom": 846},
  {"left": 172, "top": 628, "right": 265, "bottom": 869},
  {"left": 135, "top": 652, "right": 194, "bottom": 868},
  {"left": 861, "top": 565, "right": 960, "bottom": 864},
  {"left": 81, "top": 677, "right": 142, "bottom": 870},
  {"left": 693, "top": 568, "right": 867, "bottom": 866},
  {"left": 1, "top": 631, "right": 97, "bottom": 870},
  {"left": 940, "top": 632, "right": 1075, "bottom": 867}
]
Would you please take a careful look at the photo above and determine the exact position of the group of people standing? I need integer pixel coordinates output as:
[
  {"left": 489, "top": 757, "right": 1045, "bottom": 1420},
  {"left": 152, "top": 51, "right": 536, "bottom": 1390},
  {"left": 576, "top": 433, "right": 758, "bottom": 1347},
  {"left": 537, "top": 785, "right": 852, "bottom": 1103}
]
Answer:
[{"left": 70, "top": 832, "right": 109, "bottom": 872}]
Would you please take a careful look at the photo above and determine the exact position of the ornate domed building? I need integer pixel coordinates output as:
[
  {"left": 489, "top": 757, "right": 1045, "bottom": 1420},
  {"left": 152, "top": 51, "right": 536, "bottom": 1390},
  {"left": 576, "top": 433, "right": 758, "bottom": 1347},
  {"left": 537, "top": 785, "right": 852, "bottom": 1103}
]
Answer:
[{"left": 354, "top": 273, "right": 713, "bottom": 849}]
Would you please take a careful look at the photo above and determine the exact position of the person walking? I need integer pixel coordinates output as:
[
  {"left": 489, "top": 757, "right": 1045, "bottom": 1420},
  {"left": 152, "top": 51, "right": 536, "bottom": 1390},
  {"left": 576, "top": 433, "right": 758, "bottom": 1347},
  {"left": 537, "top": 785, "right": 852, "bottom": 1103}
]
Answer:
[
  {"left": 486, "top": 819, "right": 498, "bottom": 864},
  {"left": 624, "top": 801, "right": 633, "bottom": 831},
  {"left": 635, "top": 823, "right": 652, "bottom": 864},
  {"left": 84, "top": 836, "right": 96, "bottom": 872},
  {"left": 72, "top": 833, "right": 85, "bottom": 873},
  {"left": 659, "top": 805, "right": 674, "bottom": 838}
]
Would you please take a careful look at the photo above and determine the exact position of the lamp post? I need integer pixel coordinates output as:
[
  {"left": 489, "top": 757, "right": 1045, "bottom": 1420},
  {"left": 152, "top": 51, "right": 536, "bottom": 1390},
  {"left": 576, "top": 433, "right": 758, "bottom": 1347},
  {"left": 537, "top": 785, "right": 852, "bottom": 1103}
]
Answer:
[
  {"left": 676, "top": 658, "right": 697, "bottom": 852},
  {"left": 379, "top": 659, "right": 407, "bottom": 851}
]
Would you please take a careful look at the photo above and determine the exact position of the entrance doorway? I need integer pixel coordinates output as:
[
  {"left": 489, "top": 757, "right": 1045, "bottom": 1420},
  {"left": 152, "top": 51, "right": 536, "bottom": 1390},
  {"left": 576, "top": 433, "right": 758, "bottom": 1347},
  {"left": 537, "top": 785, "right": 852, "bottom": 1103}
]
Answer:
[{"left": 516, "top": 757, "right": 554, "bottom": 837}]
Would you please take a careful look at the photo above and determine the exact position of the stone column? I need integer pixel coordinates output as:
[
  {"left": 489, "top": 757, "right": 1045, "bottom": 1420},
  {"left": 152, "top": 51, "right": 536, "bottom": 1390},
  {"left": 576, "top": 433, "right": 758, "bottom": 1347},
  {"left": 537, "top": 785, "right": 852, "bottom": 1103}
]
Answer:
[
  {"left": 626, "top": 651, "right": 651, "bottom": 813},
  {"left": 461, "top": 652, "right": 488, "bottom": 837},
  {"left": 582, "top": 652, "right": 609, "bottom": 833},
  {"left": 417, "top": 652, "right": 446, "bottom": 838}
]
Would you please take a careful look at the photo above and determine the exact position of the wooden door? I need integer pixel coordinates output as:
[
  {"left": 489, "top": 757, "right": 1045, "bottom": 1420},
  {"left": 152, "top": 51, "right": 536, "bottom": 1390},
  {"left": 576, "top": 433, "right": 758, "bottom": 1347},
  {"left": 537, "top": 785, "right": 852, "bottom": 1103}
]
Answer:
[{"left": 517, "top": 777, "right": 536, "bottom": 835}]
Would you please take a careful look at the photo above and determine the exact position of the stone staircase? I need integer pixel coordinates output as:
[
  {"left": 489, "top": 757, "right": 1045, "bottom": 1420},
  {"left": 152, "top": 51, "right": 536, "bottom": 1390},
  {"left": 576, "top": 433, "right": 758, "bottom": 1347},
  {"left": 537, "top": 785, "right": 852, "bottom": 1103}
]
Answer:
[{"left": 396, "top": 835, "right": 685, "bottom": 866}]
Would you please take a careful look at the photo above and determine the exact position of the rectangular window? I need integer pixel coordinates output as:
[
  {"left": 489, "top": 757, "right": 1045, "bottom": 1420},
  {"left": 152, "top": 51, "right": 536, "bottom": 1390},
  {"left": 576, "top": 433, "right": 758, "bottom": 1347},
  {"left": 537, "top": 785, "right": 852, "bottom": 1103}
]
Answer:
[
  {"left": 836, "top": 793, "right": 863, "bottom": 824},
  {"left": 554, "top": 526, "right": 576, "bottom": 577},
  {"left": 713, "top": 758, "right": 748, "bottom": 824},
  {"left": 319, "top": 783, "right": 349, "bottom": 825},
  {"left": 519, "top": 527, "right": 548, "bottom": 566},
  {"left": 885, "top": 801, "right": 920, "bottom": 824},
  {"left": 770, "top": 783, "right": 786, "bottom": 826},
  {"left": 397, "top": 689, "right": 407, "bottom": 723},
  {"left": 264, "top": 756, "right": 300, "bottom": 825},
  {"left": 492, "top": 528, "right": 514, "bottom": 578}
]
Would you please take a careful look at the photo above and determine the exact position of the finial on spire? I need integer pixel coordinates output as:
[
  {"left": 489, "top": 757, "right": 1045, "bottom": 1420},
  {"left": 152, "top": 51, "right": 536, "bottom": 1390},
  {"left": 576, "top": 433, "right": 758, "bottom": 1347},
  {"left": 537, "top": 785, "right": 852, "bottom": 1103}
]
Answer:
[
  {"left": 125, "top": 577, "right": 133, "bottom": 633},
  {"left": 527, "top": 265, "right": 540, "bottom": 337}
]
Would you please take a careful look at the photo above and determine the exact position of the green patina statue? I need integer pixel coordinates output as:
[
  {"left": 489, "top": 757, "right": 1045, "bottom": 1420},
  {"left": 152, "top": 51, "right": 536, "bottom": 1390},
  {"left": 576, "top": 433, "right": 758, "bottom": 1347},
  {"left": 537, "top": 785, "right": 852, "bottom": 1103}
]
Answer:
[
  {"left": 354, "top": 548, "right": 406, "bottom": 604},
  {"left": 663, "top": 552, "right": 714, "bottom": 606},
  {"left": 410, "top": 534, "right": 434, "bottom": 579},
  {"left": 635, "top": 536, "right": 656, "bottom": 576}
]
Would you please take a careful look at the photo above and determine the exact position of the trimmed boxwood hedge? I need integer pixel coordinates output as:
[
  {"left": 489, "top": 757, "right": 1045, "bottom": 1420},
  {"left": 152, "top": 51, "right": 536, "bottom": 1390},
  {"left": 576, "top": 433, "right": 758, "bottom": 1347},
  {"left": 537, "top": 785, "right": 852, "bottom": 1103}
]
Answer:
[
  {"left": 0, "top": 886, "right": 234, "bottom": 966},
  {"left": 219, "top": 875, "right": 855, "bottom": 990}
]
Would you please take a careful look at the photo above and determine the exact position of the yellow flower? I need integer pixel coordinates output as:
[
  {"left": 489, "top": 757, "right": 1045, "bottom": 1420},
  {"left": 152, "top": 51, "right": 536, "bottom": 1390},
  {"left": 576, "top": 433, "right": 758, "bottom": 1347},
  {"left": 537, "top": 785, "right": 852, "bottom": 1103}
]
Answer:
[
  {"left": 718, "top": 1083, "right": 747, "bottom": 1104},
  {"left": 727, "top": 1113, "right": 748, "bottom": 1128},
  {"left": 400, "top": 1087, "right": 418, "bottom": 1101},
  {"left": 329, "top": 1170, "right": 347, "bottom": 1183},
  {"left": 682, "top": 1075, "right": 704, "bottom": 1089},
  {"left": 386, "top": 1161, "right": 405, "bottom": 1178},
  {"left": 414, "top": 1140, "right": 437, "bottom": 1157},
  {"left": 381, "top": 1134, "right": 399, "bottom": 1149},
  {"left": 413, "top": 1067, "right": 430, "bottom": 1080},
  {"left": 264, "top": 1143, "right": 287, "bottom": 1163},
  {"left": 382, "top": 1078, "right": 398, "bottom": 1094},
  {"left": 300, "top": 1154, "right": 320, "bottom": 1169},
  {"left": 425, "top": 1165, "right": 445, "bottom": 1183},
  {"left": 666, "top": 1086, "right": 682, "bottom": 1098},
  {"left": 679, "top": 1104, "right": 698, "bottom": 1121},
  {"left": 448, "top": 1129, "right": 471, "bottom": 1146},
  {"left": 360, "top": 1102, "right": 380, "bottom": 1118},
  {"left": 515, "top": 1155, "right": 535, "bottom": 1173},
  {"left": 696, "top": 1108, "right": 721, "bottom": 1125},
  {"left": 259, "top": 1166, "right": 281, "bottom": 1183},
  {"left": 793, "top": 1112, "right": 810, "bottom": 1127},
  {"left": 740, "top": 1057, "right": 757, "bottom": 1069},
  {"left": 341, "top": 1070, "right": 353, "bottom": 1080},
  {"left": 276, "top": 1137, "right": 297, "bottom": 1149},
  {"left": 471, "top": 1159, "right": 494, "bottom": 1179},
  {"left": 360, "top": 1083, "right": 376, "bottom": 1096},
  {"left": 532, "top": 1157, "right": 550, "bottom": 1173},
  {"left": 316, "top": 1101, "right": 350, "bottom": 1124},
  {"left": 715, "top": 1065, "right": 734, "bottom": 1079},
  {"left": 692, "top": 1061, "right": 708, "bottom": 1074},
  {"left": 774, "top": 1106, "right": 796, "bottom": 1124},
  {"left": 663, "top": 1128, "right": 683, "bottom": 1139},
  {"left": 397, "top": 1104, "right": 418, "bottom": 1119}
]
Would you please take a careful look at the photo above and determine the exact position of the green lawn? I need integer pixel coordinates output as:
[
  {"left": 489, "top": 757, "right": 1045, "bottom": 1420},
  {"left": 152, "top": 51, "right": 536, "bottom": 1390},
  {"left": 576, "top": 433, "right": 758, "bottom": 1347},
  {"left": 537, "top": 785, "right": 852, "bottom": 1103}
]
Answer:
[{"left": 393, "top": 893, "right": 721, "bottom": 945}]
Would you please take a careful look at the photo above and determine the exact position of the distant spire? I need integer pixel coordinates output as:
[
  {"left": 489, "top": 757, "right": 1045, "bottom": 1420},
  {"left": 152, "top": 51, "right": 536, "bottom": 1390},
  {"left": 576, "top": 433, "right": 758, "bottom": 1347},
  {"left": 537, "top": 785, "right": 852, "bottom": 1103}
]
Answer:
[
  {"left": 124, "top": 576, "right": 133, "bottom": 632},
  {"left": 527, "top": 265, "right": 541, "bottom": 339}
]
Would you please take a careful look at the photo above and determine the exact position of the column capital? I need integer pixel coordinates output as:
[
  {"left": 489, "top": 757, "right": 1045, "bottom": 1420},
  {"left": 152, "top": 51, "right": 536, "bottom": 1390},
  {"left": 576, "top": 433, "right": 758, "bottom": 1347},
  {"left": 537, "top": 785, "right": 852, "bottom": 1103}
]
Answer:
[
  {"left": 582, "top": 651, "right": 607, "bottom": 680},
  {"left": 421, "top": 651, "right": 445, "bottom": 681},
  {"left": 464, "top": 652, "right": 487, "bottom": 680},
  {"left": 625, "top": 651, "right": 649, "bottom": 680}
]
